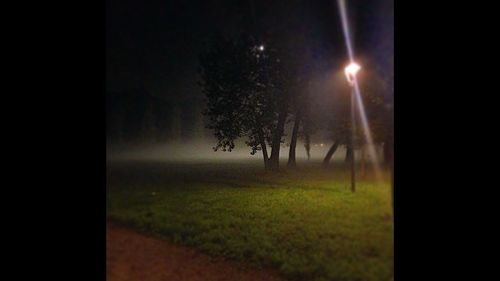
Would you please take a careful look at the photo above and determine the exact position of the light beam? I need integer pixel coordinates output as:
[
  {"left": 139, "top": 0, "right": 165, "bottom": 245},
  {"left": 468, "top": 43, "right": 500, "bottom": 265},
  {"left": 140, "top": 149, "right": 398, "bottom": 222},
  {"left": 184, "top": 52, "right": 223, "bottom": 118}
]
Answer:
[{"left": 338, "top": 0, "right": 383, "bottom": 182}]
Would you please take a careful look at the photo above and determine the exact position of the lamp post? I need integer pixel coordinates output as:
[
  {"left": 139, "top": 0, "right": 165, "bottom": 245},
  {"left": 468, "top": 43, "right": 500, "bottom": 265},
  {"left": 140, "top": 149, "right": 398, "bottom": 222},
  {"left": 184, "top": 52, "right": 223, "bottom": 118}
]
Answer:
[{"left": 344, "top": 62, "right": 360, "bottom": 192}]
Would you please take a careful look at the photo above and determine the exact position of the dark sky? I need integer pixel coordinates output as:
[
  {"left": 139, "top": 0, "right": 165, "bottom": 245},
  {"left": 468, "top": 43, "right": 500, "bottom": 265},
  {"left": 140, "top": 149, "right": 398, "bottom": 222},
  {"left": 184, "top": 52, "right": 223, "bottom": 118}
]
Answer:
[{"left": 106, "top": 0, "right": 393, "bottom": 103}]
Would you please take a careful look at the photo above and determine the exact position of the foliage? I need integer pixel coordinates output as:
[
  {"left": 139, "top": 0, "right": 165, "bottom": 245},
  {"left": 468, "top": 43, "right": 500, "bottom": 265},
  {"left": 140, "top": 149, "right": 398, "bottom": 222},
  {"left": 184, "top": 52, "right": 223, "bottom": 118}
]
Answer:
[{"left": 199, "top": 35, "right": 281, "bottom": 155}]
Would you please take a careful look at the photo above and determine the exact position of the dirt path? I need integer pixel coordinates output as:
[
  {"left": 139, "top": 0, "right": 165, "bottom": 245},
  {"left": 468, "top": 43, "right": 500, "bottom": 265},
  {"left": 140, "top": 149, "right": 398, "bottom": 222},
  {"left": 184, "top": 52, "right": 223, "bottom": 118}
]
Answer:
[{"left": 107, "top": 222, "right": 285, "bottom": 281}]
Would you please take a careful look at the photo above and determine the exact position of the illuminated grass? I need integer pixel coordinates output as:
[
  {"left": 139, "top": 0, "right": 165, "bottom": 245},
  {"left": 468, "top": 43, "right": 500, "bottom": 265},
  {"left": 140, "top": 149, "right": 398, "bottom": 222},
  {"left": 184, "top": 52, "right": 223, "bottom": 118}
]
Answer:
[{"left": 107, "top": 161, "right": 393, "bottom": 281}]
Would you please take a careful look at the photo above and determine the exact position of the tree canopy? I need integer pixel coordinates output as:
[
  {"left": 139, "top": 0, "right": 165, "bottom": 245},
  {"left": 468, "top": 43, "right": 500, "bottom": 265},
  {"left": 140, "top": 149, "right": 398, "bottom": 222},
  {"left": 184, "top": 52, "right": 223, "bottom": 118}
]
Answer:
[{"left": 199, "top": 35, "right": 286, "bottom": 167}]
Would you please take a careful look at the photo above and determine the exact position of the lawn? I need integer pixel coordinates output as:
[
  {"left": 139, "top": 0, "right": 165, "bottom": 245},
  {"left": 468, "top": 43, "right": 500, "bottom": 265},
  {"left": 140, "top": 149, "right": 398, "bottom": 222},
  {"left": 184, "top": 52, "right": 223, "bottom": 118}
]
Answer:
[{"left": 106, "top": 160, "right": 393, "bottom": 281}]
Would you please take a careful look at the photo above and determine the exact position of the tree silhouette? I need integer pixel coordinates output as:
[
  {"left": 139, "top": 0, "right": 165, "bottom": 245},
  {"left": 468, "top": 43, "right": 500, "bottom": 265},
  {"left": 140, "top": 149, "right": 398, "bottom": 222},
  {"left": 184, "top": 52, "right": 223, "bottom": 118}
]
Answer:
[{"left": 199, "top": 34, "right": 285, "bottom": 169}]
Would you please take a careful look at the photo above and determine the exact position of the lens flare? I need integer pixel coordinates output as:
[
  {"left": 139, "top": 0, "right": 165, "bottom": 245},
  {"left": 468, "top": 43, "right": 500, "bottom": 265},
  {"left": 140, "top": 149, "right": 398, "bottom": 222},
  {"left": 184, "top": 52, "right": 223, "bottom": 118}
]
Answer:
[
  {"left": 353, "top": 79, "right": 383, "bottom": 181},
  {"left": 337, "top": 0, "right": 383, "bottom": 182},
  {"left": 337, "top": 0, "right": 354, "bottom": 61}
]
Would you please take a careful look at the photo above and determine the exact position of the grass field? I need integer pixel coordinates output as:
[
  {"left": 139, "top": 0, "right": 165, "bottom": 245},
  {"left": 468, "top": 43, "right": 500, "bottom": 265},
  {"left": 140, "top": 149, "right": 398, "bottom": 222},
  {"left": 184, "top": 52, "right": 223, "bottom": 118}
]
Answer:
[{"left": 106, "top": 160, "right": 393, "bottom": 281}]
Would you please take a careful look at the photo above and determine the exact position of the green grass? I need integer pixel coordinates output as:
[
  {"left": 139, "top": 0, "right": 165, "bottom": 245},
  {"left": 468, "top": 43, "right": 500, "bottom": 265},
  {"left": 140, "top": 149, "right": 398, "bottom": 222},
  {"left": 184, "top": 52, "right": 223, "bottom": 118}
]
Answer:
[{"left": 107, "top": 160, "right": 393, "bottom": 281}]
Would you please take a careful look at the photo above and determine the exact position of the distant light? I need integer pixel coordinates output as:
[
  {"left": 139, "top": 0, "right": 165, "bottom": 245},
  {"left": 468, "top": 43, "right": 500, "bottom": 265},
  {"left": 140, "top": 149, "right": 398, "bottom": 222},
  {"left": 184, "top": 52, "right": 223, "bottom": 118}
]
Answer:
[
  {"left": 344, "top": 62, "right": 361, "bottom": 84},
  {"left": 320, "top": 143, "right": 324, "bottom": 147},
  {"left": 258, "top": 45, "right": 264, "bottom": 51}
]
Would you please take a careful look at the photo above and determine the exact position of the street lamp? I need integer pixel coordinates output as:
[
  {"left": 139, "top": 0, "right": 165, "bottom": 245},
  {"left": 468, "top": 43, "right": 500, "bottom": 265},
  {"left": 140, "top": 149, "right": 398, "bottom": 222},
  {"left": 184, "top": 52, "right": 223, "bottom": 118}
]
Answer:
[
  {"left": 345, "top": 62, "right": 360, "bottom": 84},
  {"left": 344, "top": 62, "right": 360, "bottom": 192}
]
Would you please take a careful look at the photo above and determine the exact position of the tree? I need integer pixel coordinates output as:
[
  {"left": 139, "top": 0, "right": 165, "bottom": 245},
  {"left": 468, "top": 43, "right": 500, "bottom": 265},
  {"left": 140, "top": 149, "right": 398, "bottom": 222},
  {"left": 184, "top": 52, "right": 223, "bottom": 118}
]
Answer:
[
  {"left": 323, "top": 139, "right": 341, "bottom": 166},
  {"left": 245, "top": 0, "right": 321, "bottom": 170},
  {"left": 283, "top": 0, "right": 321, "bottom": 169},
  {"left": 199, "top": 34, "right": 286, "bottom": 170},
  {"left": 322, "top": 79, "right": 352, "bottom": 167},
  {"left": 288, "top": 86, "right": 318, "bottom": 167},
  {"left": 287, "top": 108, "right": 301, "bottom": 168},
  {"left": 320, "top": 63, "right": 391, "bottom": 170},
  {"left": 303, "top": 130, "right": 311, "bottom": 161}
]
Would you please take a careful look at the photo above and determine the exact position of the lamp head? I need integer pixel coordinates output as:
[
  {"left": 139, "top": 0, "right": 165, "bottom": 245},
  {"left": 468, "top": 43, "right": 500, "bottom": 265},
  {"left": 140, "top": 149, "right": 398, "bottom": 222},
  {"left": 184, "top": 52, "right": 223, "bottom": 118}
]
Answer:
[{"left": 344, "top": 62, "right": 361, "bottom": 84}]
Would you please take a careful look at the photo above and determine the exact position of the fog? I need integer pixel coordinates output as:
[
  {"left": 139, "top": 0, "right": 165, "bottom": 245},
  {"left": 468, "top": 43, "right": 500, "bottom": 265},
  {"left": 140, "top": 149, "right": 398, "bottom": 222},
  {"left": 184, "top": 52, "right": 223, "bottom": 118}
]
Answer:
[
  {"left": 106, "top": 0, "right": 392, "bottom": 168},
  {"left": 105, "top": 65, "right": 387, "bottom": 166},
  {"left": 106, "top": 66, "right": 356, "bottom": 164},
  {"left": 106, "top": 139, "right": 384, "bottom": 165}
]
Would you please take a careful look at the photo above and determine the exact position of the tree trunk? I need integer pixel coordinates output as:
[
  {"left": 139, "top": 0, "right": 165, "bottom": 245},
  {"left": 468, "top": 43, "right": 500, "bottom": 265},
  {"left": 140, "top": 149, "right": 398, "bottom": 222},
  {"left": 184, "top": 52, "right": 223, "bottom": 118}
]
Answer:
[
  {"left": 269, "top": 106, "right": 288, "bottom": 171},
  {"left": 287, "top": 111, "right": 301, "bottom": 169},
  {"left": 262, "top": 147, "right": 269, "bottom": 169},
  {"left": 258, "top": 130, "right": 269, "bottom": 169},
  {"left": 322, "top": 140, "right": 340, "bottom": 167},
  {"left": 345, "top": 145, "right": 352, "bottom": 164},
  {"left": 304, "top": 133, "right": 311, "bottom": 161}
]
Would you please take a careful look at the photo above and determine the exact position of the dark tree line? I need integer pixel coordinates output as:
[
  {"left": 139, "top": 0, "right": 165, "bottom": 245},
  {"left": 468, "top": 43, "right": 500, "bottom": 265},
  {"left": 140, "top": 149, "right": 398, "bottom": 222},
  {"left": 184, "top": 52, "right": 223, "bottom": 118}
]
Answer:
[{"left": 106, "top": 89, "right": 200, "bottom": 144}]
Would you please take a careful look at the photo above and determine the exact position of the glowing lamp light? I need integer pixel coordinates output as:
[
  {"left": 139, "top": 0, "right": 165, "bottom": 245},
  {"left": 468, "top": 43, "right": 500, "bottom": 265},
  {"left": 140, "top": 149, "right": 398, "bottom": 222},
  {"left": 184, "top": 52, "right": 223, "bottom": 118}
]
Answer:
[
  {"left": 344, "top": 62, "right": 361, "bottom": 85},
  {"left": 258, "top": 45, "right": 264, "bottom": 51}
]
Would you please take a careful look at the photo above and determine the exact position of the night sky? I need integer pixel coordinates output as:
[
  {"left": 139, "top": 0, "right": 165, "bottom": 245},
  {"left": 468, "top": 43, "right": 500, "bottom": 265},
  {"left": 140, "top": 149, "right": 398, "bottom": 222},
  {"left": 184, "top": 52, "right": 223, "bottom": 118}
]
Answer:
[{"left": 106, "top": 0, "right": 393, "bottom": 142}]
